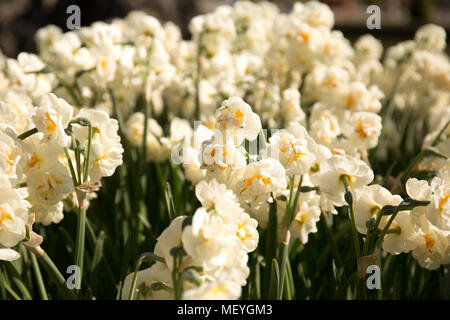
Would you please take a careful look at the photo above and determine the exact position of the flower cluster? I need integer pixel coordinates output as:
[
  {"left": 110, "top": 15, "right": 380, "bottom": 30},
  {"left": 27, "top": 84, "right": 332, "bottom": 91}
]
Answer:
[
  {"left": 0, "top": 92, "right": 123, "bottom": 260},
  {"left": 0, "top": 0, "right": 449, "bottom": 300},
  {"left": 122, "top": 179, "right": 258, "bottom": 300}
]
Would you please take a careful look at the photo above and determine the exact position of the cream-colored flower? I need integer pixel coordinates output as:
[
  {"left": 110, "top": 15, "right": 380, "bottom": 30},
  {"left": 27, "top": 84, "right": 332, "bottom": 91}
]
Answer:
[
  {"left": 32, "top": 93, "right": 73, "bottom": 147},
  {"left": 183, "top": 274, "right": 241, "bottom": 300},
  {"left": 215, "top": 97, "right": 261, "bottom": 146},
  {"left": 154, "top": 216, "right": 185, "bottom": 271},
  {"left": 343, "top": 111, "right": 382, "bottom": 150},
  {"left": 353, "top": 184, "right": 402, "bottom": 234},
  {"left": 317, "top": 154, "right": 374, "bottom": 206},
  {"left": 122, "top": 262, "right": 173, "bottom": 300},
  {"left": 26, "top": 164, "right": 73, "bottom": 206},
  {"left": 72, "top": 109, "right": 124, "bottom": 182},
  {"left": 412, "top": 215, "right": 450, "bottom": 270},
  {"left": 382, "top": 211, "right": 421, "bottom": 255},
  {"left": 0, "top": 173, "right": 30, "bottom": 248},
  {"left": 289, "top": 199, "right": 321, "bottom": 245},
  {"left": 236, "top": 158, "right": 287, "bottom": 203},
  {"left": 268, "top": 123, "right": 317, "bottom": 175},
  {"left": 427, "top": 177, "right": 450, "bottom": 231}
]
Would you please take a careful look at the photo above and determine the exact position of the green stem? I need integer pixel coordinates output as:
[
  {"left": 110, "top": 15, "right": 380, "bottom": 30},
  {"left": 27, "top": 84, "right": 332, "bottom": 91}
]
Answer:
[
  {"left": 0, "top": 264, "right": 7, "bottom": 299},
  {"left": 277, "top": 241, "right": 289, "bottom": 300},
  {"left": 140, "top": 99, "right": 150, "bottom": 200},
  {"left": 381, "top": 82, "right": 400, "bottom": 124},
  {"left": 4, "top": 284, "right": 21, "bottom": 300},
  {"left": 400, "top": 151, "right": 425, "bottom": 185},
  {"left": 64, "top": 147, "right": 79, "bottom": 187},
  {"left": 34, "top": 250, "right": 78, "bottom": 300},
  {"left": 74, "top": 207, "right": 87, "bottom": 293},
  {"left": 431, "top": 118, "right": 450, "bottom": 147},
  {"left": 30, "top": 253, "right": 48, "bottom": 300},
  {"left": 363, "top": 208, "right": 382, "bottom": 256},
  {"left": 374, "top": 206, "right": 402, "bottom": 249},
  {"left": 285, "top": 175, "right": 303, "bottom": 226},
  {"left": 342, "top": 177, "right": 361, "bottom": 263},
  {"left": 74, "top": 137, "right": 82, "bottom": 184},
  {"left": 83, "top": 124, "right": 92, "bottom": 183},
  {"left": 264, "top": 197, "right": 278, "bottom": 298},
  {"left": 129, "top": 256, "right": 145, "bottom": 300},
  {"left": 258, "top": 129, "right": 268, "bottom": 157},
  {"left": 172, "top": 255, "right": 182, "bottom": 300},
  {"left": 321, "top": 212, "right": 344, "bottom": 268},
  {"left": 17, "top": 128, "right": 38, "bottom": 140}
]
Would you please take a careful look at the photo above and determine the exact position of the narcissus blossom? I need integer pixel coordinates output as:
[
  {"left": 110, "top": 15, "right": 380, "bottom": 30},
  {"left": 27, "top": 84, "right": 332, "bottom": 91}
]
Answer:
[
  {"left": 354, "top": 184, "right": 403, "bottom": 234},
  {"left": 317, "top": 154, "right": 374, "bottom": 206},
  {"left": 215, "top": 97, "right": 262, "bottom": 146},
  {"left": 32, "top": 93, "right": 73, "bottom": 147}
]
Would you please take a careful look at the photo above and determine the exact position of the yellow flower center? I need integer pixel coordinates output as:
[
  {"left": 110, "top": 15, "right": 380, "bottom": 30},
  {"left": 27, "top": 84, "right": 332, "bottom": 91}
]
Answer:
[
  {"left": 6, "top": 152, "right": 14, "bottom": 168},
  {"left": 96, "top": 154, "right": 106, "bottom": 167},
  {"left": 235, "top": 110, "right": 244, "bottom": 121},
  {"left": 439, "top": 194, "right": 450, "bottom": 211},
  {"left": 28, "top": 152, "right": 43, "bottom": 169},
  {"left": 424, "top": 233, "right": 434, "bottom": 250},
  {"left": 346, "top": 95, "right": 354, "bottom": 108},
  {"left": 241, "top": 174, "right": 272, "bottom": 193},
  {"left": 208, "top": 285, "right": 228, "bottom": 297},
  {"left": 236, "top": 222, "right": 252, "bottom": 242},
  {"left": 0, "top": 207, "right": 13, "bottom": 229},
  {"left": 100, "top": 59, "right": 107, "bottom": 71},
  {"left": 295, "top": 213, "right": 307, "bottom": 226},
  {"left": 45, "top": 112, "right": 57, "bottom": 132},
  {"left": 324, "top": 74, "right": 338, "bottom": 88},
  {"left": 356, "top": 121, "right": 375, "bottom": 139},
  {"left": 299, "top": 31, "right": 309, "bottom": 41}
]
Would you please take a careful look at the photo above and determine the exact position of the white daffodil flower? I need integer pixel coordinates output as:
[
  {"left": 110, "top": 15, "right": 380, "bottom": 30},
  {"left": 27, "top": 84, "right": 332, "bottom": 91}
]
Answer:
[
  {"left": 26, "top": 163, "right": 73, "bottom": 207},
  {"left": 183, "top": 275, "right": 241, "bottom": 300},
  {"left": 215, "top": 97, "right": 262, "bottom": 146},
  {"left": 0, "top": 173, "right": 30, "bottom": 249},
  {"left": 427, "top": 177, "right": 450, "bottom": 231},
  {"left": 72, "top": 109, "right": 124, "bottom": 182},
  {"left": 412, "top": 215, "right": 450, "bottom": 270},
  {"left": 354, "top": 184, "right": 403, "bottom": 234},
  {"left": 182, "top": 207, "right": 241, "bottom": 272},
  {"left": 122, "top": 262, "right": 173, "bottom": 300},
  {"left": 343, "top": 111, "right": 382, "bottom": 150},
  {"left": 236, "top": 158, "right": 287, "bottom": 203},
  {"left": 0, "top": 247, "right": 21, "bottom": 261},
  {"left": 268, "top": 123, "right": 318, "bottom": 176},
  {"left": 32, "top": 93, "right": 73, "bottom": 147},
  {"left": 317, "top": 154, "right": 374, "bottom": 206},
  {"left": 406, "top": 178, "right": 433, "bottom": 217},
  {"left": 288, "top": 198, "right": 321, "bottom": 245},
  {"left": 200, "top": 139, "right": 246, "bottom": 185},
  {"left": 382, "top": 211, "right": 422, "bottom": 255}
]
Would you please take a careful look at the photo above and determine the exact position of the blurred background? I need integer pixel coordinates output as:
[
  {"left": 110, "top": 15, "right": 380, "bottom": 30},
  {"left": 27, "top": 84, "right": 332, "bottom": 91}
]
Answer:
[{"left": 0, "top": 0, "right": 449, "bottom": 57}]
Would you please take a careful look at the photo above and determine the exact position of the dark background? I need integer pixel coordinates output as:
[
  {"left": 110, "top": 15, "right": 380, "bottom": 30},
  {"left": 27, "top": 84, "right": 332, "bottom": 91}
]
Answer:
[{"left": 1, "top": 0, "right": 450, "bottom": 57}]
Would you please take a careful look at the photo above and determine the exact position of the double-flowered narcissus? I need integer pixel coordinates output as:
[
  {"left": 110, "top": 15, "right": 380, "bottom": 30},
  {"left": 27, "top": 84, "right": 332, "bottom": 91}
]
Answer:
[{"left": 0, "top": 0, "right": 449, "bottom": 300}]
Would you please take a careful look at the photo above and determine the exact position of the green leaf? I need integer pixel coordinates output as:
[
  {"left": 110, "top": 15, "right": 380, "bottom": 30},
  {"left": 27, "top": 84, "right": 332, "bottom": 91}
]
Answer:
[
  {"left": 164, "top": 182, "right": 177, "bottom": 220},
  {"left": 269, "top": 259, "right": 280, "bottom": 300},
  {"left": 424, "top": 146, "right": 448, "bottom": 160},
  {"left": 90, "top": 231, "right": 105, "bottom": 272}
]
